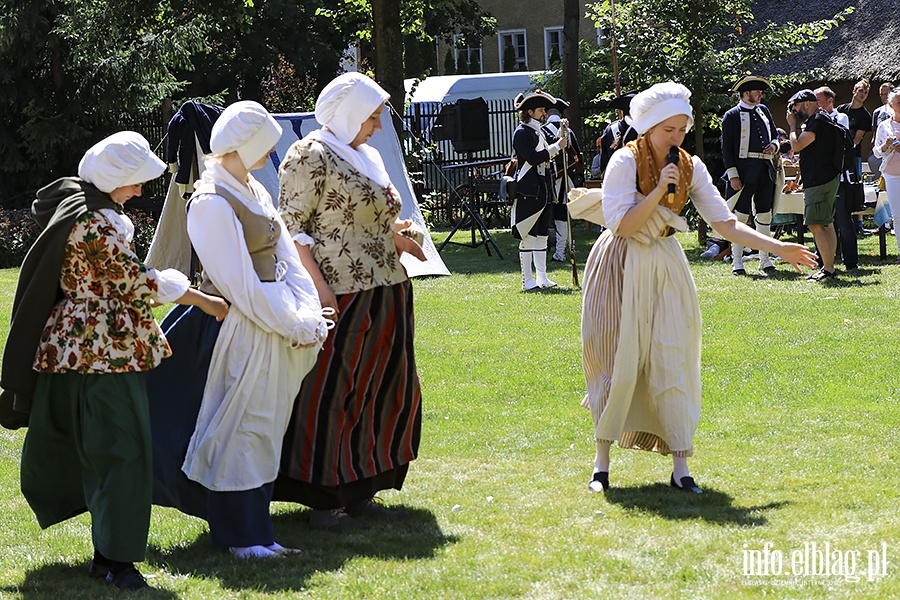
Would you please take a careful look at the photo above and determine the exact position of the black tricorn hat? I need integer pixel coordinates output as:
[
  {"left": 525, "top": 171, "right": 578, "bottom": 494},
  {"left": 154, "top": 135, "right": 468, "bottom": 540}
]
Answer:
[
  {"left": 598, "top": 91, "right": 637, "bottom": 113},
  {"left": 732, "top": 76, "right": 772, "bottom": 93},
  {"left": 551, "top": 98, "right": 570, "bottom": 113},
  {"left": 514, "top": 89, "right": 558, "bottom": 112}
]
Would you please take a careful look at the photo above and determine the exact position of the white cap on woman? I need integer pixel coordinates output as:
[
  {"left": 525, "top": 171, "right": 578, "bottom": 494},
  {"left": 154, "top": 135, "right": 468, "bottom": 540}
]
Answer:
[
  {"left": 210, "top": 100, "right": 283, "bottom": 169},
  {"left": 626, "top": 82, "right": 694, "bottom": 135},
  {"left": 78, "top": 131, "right": 166, "bottom": 193}
]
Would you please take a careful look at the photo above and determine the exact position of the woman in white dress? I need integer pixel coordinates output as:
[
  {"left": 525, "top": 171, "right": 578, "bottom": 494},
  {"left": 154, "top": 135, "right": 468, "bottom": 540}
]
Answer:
[
  {"left": 574, "top": 83, "right": 817, "bottom": 494},
  {"left": 147, "top": 101, "right": 332, "bottom": 557}
]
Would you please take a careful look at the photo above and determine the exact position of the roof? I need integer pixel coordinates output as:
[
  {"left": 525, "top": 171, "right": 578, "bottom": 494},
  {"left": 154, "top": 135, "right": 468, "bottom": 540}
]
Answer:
[
  {"left": 754, "top": 0, "right": 899, "bottom": 82},
  {"left": 404, "top": 71, "right": 549, "bottom": 104}
]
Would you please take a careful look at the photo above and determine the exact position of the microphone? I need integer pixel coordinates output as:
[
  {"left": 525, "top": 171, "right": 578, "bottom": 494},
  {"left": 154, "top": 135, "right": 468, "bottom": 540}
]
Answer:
[{"left": 667, "top": 146, "right": 680, "bottom": 201}]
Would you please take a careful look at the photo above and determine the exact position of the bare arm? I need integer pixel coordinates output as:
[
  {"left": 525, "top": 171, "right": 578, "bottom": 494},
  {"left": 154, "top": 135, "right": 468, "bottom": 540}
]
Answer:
[
  {"left": 174, "top": 288, "right": 229, "bottom": 321},
  {"left": 786, "top": 111, "right": 815, "bottom": 153},
  {"left": 711, "top": 219, "right": 818, "bottom": 272}
]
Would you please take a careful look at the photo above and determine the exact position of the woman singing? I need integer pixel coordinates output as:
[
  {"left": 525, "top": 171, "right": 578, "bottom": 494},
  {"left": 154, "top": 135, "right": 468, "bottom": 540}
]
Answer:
[{"left": 572, "top": 83, "right": 817, "bottom": 494}]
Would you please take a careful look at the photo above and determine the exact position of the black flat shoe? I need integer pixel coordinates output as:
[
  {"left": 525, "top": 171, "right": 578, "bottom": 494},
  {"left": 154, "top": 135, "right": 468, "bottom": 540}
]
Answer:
[
  {"left": 670, "top": 473, "right": 703, "bottom": 494},
  {"left": 106, "top": 565, "right": 149, "bottom": 590},
  {"left": 589, "top": 471, "right": 609, "bottom": 492}
]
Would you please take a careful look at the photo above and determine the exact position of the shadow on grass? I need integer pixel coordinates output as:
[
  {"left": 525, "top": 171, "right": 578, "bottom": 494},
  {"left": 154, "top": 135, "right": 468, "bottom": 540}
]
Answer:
[
  {"left": 144, "top": 506, "right": 457, "bottom": 594},
  {"left": 7, "top": 562, "right": 179, "bottom": 599},
  {"left": 602, "top": 483, "right": 789, "bottom": 527}
]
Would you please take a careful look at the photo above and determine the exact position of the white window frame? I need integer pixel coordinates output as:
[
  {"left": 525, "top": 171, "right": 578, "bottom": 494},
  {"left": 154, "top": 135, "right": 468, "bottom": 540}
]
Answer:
[
  {"left": 544, "top": 27, "right": 564, "bottom": 69},
  {"left": 498, "top": 29, "right": 527, "bottom": 73},
  {"left": 453, "top": 34, "right": 483, "bottom": 74}
]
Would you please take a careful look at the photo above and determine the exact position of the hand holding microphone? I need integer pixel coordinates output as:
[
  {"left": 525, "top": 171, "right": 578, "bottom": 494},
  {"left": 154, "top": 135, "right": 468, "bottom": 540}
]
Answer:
[{"left": 666, "top": 146, "right": 680, "bottom": 202}]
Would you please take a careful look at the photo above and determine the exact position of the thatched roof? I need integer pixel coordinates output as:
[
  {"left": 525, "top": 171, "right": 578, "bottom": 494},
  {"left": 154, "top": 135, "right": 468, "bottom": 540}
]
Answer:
[{"left": 753, "top": 0, "right": 899, "bottom": 82}]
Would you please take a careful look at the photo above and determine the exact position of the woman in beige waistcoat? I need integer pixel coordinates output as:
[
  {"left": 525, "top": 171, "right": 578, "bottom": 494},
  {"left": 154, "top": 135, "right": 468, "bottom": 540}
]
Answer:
[{"left": 147, "top": 101, "right": 332, "bottom": 558}]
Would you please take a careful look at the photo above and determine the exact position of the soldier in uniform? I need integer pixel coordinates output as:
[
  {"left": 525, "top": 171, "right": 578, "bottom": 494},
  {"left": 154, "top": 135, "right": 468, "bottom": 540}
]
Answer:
[
  {"left": 511, "top": 89, "right": 567, "bottom": 290},
  {"left": 721, "top": 76, "right": 779, "bottom": 275},
  {"left": 542, "top": 98, "right": 583, "bottom": 262}
]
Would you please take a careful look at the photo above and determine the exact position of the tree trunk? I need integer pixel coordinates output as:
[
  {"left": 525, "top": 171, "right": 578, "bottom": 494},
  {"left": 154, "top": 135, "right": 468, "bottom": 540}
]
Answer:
[
  {"left": 562, "top": 0, "right": 580, "bottom": 133},
  {"left": 371, "top": 0, "right": 404, "bottom": 132}
]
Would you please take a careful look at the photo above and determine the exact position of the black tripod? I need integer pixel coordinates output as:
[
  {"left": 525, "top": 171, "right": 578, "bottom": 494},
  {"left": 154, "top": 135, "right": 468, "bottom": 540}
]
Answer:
[{"left": 437, "top": 157, "right": 504, "bottom": 259}]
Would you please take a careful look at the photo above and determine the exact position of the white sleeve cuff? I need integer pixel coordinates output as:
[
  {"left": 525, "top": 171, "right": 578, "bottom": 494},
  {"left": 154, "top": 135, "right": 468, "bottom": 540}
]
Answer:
[
  {"left": 292, "top": 232, "right": 315, "bottom": 246},
  {"left": 150, "top": 268, "right": 191, "bottom": 304}
]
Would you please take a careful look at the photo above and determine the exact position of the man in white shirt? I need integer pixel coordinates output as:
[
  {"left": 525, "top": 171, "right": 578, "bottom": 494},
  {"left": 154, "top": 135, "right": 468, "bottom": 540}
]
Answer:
[{"left": 815, "top": 86, "right": 849, "bottom": 128}]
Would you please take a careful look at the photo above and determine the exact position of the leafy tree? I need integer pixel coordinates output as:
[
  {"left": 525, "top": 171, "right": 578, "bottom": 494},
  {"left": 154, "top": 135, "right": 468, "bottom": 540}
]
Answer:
[
  {"left": 585, "top": 0, "right": 850, "bottom": 159},
  {"left": 548, "top": 45, "right": 561, "bottom": 68},
  {"left": 502, "top": 44, "right": 517, "bottom": 73},
  {"left": 0, "top": 0, "right": 206, "bottom": 205},
  {"left": 444, "top": 48, "right": 457, "bottom": 75}
]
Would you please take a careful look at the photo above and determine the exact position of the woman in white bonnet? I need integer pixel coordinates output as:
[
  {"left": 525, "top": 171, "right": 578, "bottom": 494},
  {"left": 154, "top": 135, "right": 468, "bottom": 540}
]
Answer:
[
  {"left": 145, "top": 101, "right": 332, "bottom": 558},
  {"left": 276, "top": 72, "right": 424, "bottom": 530},
  {"left": 7, "top": 132, "right": 227, "bottom": 590},
  {"left": 574, "top": 82, "right": 816, "bottom": 494}
]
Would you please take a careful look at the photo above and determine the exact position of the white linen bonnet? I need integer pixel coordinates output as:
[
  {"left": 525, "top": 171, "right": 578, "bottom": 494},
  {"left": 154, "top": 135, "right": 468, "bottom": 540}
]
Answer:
[
  {"left": 314, "top": 73, "right": 390, "bottom": 145},
  {"left": 626, "top": 82, "right": 694, "bottom": 135},
  {"left": 210, "top": 100, "right": 282, "bottom": 169},
  {"left": 78, "top": 131, "right": 166, "bottom": 193}
]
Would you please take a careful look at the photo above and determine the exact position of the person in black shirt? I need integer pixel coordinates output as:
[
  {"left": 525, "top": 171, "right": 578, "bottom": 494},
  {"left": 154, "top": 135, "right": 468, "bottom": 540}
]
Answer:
[{"left": 787, "top": 89, "right": 841, "bottom": 281}]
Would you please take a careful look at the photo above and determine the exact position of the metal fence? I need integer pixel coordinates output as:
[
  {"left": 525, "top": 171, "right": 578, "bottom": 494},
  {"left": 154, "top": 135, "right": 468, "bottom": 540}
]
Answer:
[
  {"left": 114, "top": 106, "right": 168, "bottom": 202},
  {"left": 402, "top": 98, "right": 605, "bottom": 226}
]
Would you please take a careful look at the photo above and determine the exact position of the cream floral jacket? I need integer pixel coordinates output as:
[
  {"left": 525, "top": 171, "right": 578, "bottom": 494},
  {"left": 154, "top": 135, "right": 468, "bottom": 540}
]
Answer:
[
  {"left": 34, "top": 210, "right": 173, "bottom": 373},
  {"left": 278, "top": 138, "right": 408, "bottom": 295}
]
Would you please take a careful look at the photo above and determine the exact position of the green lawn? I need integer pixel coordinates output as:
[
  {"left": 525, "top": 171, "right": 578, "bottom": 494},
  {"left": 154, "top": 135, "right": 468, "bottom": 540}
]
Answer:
[{"left": 0, "top": 228, "right": 898, "bottom": 599}]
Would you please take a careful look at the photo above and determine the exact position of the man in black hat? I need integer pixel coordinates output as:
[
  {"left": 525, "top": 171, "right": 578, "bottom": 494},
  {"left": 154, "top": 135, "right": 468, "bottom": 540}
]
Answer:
[
  {"left": 511, "top": 89, "right": 568, "bottom": 290},
  {"left": 597, "top": 92, "right": 638, "bottom": 181},
  {"left": 541, "top": 98, "right": 584, "bottom": 262},
  {"left": 787, "top": 88, "right": 842, "bottom": 281},
  {"left": 721, "top": 76, "right": 779, "bottom": 275}
]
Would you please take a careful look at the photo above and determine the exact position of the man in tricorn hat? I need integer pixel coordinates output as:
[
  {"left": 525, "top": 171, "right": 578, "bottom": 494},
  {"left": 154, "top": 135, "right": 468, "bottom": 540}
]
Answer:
[
  {"left": 511, "top": 89, "right": 567, "bottom": 290},
  {"left": 597, "top": 92, "right": 638, "bottom": 181},
  {"left": 541, "top": 97, "right": 584, "bottom": 262},
  {"left": 721, "top": 75, "right": 780, "bottom": 275}
]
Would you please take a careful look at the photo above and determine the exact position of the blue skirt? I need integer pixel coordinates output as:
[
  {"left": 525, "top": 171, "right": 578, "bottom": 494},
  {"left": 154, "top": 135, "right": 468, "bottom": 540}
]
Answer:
[{"left": 147, "top": 305, "right": 274, "bottom": 547}]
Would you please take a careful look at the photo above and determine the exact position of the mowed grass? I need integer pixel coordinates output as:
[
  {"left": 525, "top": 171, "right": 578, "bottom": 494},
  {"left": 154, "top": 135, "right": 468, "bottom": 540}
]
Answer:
[{"left": 0, "top": 227, "right": 899, "bottom": 599}]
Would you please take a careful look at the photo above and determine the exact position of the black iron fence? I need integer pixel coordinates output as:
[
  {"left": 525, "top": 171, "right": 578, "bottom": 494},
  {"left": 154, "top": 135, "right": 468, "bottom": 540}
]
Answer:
[{"left": 402, "top": 98, "right": 605, "bottom": 227}]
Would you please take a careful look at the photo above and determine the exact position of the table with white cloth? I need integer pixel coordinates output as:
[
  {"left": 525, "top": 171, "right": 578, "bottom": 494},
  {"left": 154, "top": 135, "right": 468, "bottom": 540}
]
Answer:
[{"left": 775, "top": 186, "right": 890, "bottom": 258}]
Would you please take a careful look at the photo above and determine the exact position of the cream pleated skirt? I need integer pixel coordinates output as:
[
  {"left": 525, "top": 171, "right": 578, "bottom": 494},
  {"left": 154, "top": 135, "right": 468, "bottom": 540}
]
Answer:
[{"left": 581, "top": 230, "right": 702, "bottom": 457}]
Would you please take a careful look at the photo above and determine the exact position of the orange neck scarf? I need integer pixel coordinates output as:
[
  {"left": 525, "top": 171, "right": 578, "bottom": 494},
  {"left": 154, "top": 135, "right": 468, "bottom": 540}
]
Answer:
[{"left": 627, "top": 136, "right": 694, "bottom": 215}]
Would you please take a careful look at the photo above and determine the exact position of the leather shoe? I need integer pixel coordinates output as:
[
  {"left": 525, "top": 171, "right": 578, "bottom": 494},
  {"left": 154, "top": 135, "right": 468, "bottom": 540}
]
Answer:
[
  {"left": 88, "top": 560, "right": 110, "bottom": 579},
  {"left": 106, "top": 565, "right": 149, "bottom": 590},
  {"left": 670, "top": 473, "right": 703, "bottom": 494},
  {"left": 346, "top": 498, "right": 410, "bottom": 520},
  {"left": 588, "top": 471, "right": 609, "bottom": 492},
  {"left": 309, "top": 508, "right": 371, "bottom": 532}
]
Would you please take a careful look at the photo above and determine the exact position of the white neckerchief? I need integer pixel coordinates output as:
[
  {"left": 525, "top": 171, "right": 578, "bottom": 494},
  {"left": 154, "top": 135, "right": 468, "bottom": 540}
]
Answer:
[
  {"left": 199, "top": 159, "right": 274, "bottom": 216},
  {"left": 738, "top": 100, "right": 759, "bottom": 111},
  {"left": 307, "top": 127, "right": 391, "bottom": 188}
]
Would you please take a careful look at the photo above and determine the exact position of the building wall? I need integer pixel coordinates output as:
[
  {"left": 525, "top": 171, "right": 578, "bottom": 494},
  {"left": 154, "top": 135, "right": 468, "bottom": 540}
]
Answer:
[{"left": 435, "top": 0, "right": 600, "bottom": 76}]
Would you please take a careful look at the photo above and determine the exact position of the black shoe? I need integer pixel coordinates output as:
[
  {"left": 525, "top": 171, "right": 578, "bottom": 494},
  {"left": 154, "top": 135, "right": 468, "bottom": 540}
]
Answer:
[
  {"left": 106, "top": 565, "right": 149, "bottom": 590},
  {"left": 88, "top": 560, "right": 110, "bottom": 579},
  {"left": 346, "top": 498, "right": 410, "bottom": 520},
  {"left": 670, "top": 473, "right": 703, "bottom": 494},
  {"left": 589, "top": 471, "right": 609, "bottom": 492},
  {"left": 309, "top": 508, "right": 371, "bottom": 532},
  {"left": 731, "top": 267, "right": 746, "bottom": 276}
]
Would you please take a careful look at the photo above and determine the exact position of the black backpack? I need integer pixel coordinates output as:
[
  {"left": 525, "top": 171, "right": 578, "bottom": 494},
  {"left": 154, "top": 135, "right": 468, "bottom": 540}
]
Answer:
[{"left": 823, "top": 114, "right": 859, "bottom": 182}]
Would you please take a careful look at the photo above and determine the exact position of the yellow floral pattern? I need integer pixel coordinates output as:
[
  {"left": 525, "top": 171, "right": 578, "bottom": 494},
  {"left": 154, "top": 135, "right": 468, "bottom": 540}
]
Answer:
[
  {"left": 34, "top": 211, "right": 171, "bottom": 373},
  {"left": 278, "top": 138, "right": 407, "bottom": 295}
]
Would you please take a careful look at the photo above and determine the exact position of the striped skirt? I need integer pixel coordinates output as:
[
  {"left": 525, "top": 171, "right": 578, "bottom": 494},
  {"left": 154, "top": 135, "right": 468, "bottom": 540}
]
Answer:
[
  {"left": 273, "top": 280, "right": 422, "bottom": 509},
  {"left": 580, "top": 230, "right": 702, "bottom": 457}
]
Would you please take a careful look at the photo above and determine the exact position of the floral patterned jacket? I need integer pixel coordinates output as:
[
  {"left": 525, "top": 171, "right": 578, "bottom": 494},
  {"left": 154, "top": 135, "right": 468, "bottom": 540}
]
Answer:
[
  {"left": 34, "top": 210, "right": 173, "bottom": 373},
  {"left": 278, "top": 138, "right": 407, "bottom": 295}
]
